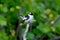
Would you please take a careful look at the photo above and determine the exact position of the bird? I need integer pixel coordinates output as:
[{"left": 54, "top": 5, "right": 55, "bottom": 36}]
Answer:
[{"left": 20, "top": 12, "right": 36, "bottom": 23}]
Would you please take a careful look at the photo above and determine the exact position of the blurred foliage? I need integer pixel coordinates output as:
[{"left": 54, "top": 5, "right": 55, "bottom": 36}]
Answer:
[{"left": 0, "top": 0, "right": 60, "bottom": 40}]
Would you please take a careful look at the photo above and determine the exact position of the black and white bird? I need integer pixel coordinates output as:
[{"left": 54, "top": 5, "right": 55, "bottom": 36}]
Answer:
[{"left": 20, "top": 12, "right": 36, "bottom": 23}]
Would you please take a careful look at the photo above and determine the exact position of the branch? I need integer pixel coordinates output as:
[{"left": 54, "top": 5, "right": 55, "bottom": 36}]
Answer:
[
  {"left": 49, "top": 36, "right": 60, "bottom": 40},
  {"left": 50, "top": 15, "right": 60, "bottom": 26},
  {"left": 15, "top": 0, "right": 23, "bottom": 40},
  {"left": 15, "top": 23, "right": 23, "bottom": 40},
  {"left": 23, "top": 23, "right": 30, "bottom": 40},
  {"left": 49, "top": 15, "right": 60, "bottom": 40}
]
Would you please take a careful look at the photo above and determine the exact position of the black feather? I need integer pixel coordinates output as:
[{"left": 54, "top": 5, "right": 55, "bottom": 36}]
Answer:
[{"left": 25, "top": 15, "right": 29, "bottom": 20}]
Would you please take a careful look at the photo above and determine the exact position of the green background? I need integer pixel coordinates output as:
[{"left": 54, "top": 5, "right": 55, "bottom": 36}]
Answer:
[{"left": 0, "top": 0, "right": 60, "bottom": 40}]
